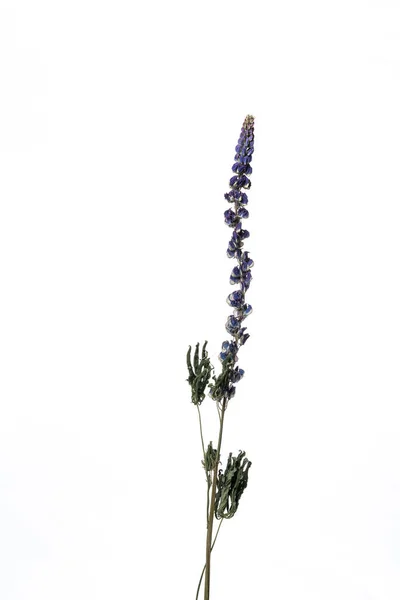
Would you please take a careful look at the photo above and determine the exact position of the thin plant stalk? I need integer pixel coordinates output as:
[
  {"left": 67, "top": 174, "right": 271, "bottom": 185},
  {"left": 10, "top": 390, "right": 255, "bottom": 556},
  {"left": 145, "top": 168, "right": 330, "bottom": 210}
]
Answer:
[
  {"left": 195, "top": 519, "right": 224, "bottom": 600},
  {"left": 204, "top": 397, "right": 227, "bottom": 600}
]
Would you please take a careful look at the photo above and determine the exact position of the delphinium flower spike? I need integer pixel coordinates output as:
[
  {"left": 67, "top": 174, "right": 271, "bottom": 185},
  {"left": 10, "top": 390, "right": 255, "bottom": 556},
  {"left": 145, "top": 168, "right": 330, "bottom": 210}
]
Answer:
[
  {"left": 210, "top": 114, "right": 255, "bottom": 406},
  {"left": 186, "top": 115, "right": 255, "bottom": 600}
]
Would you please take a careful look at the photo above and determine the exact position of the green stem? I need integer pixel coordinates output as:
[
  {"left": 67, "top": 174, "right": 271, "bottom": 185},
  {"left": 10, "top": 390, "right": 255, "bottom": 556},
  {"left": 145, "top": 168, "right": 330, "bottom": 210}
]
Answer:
[
  {"left": 197, "top": 404, "right": 210, "bottom": 525},
  {"left": 197, "top": 405, "right": 206, "bottom": 460},
  {"left": 195, "top": 519, "right": 224, "bottom": 600},
  {"left": 206, "top": 478, "right": 210, "bottom": 527},
  {"left": 204, "top": 397, "right": 227, "bottom": 600}
]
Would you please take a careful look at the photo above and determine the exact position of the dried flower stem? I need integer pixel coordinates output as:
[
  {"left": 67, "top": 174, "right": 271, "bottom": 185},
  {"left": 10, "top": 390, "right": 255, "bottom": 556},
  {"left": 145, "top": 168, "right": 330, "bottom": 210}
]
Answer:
[
  {"left": 197, "top": 405, "right": 206, "bottom": 461},
  {"left": 204, "top": 398, "right": 227, "bottom": 600},
  {"left": 195, "top": 519, "right": 224, "bottom": 600}
]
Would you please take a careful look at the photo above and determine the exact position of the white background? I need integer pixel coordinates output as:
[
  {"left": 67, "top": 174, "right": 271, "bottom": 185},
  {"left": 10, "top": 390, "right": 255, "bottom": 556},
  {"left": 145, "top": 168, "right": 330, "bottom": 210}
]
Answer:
[{"left": 1, "top": 1, "right": 400, "bottom": 598}]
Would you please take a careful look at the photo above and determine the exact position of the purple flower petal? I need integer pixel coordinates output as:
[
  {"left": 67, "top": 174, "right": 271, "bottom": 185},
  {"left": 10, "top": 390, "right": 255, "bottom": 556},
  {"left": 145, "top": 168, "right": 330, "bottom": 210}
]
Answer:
[{"left": 238, "top": 207, "right": 249, "bottom": 219}]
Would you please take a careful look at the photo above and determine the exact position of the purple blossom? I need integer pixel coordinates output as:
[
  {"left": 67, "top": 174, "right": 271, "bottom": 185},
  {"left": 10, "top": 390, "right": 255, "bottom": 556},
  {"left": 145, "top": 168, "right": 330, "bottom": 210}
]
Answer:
[
  {"left": 229, "top": 266, "right": 242, "bottom": 285},
  {"left": 231, "top": 366, "right": 245, "bottom": 383},
  {"left": 241, "top": 251, "right": 254, "bottom": 271},
  {"left": 225, "top": 315, "right": 241, "bottom": 335},
  {"left": 227, "top": 230, "right": 243, "bottom": 259},
  {"left": 229, "top": 174, "right": 251, "bottom": 190},
  {"left": 237, "top": 207, "right": 249, "bottom": 219},
  {"left": 224, "top": 208, "right": 240, "bottom": 228},
  {"left": 224, "top": 190, "right": 241, "bottom": 203},
  {"left": 237, "top": 327, "right": 250, "bottom": 346},
  {"left": 232, "top": 162, "right": 253, "bottom": 176},
  {"left": 224, "top": 190, "right": 248, "bottom": 205},
  {"left": 227, "top": 290, "right": 244, "bottom": 308},
  {"left": 227, "top": 385, "right": 236, "bottom": 400},
  {"left": 240, "top": 271, "right": 252, "bottom": 292},
  {"left": 219, "top": 340, "right": 238, "bottom": 363},
  {"left": 234, "top": 303, "right": 253, "bottom": 320},
  {"left": 237, "top": 227, "right": 250, "bottom": 241}
]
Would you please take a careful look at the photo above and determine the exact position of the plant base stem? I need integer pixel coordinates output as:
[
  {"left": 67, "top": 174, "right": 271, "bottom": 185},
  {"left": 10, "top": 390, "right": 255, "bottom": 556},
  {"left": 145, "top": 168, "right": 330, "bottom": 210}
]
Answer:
[{"left": 204, "top": 398, "right": 227, "bottom": 600}]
